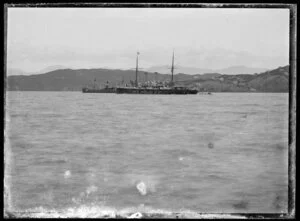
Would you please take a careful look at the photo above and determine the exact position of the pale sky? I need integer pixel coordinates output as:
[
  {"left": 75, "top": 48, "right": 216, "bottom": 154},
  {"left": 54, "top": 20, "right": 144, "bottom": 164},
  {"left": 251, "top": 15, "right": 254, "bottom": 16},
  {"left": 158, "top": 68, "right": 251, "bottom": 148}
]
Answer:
[{"left": 7, "top": 7, "right": 290, "bottom": 74}]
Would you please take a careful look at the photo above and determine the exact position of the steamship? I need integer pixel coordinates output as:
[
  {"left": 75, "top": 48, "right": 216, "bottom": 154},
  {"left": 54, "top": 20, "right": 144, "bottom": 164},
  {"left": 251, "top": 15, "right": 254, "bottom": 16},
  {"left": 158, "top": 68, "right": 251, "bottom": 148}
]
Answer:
[
  {"left": 115, "top": 52, "right": 198, "bottom": 94},
  {"left": 82, "top": 51, "right": 198, "bottom": 94}
]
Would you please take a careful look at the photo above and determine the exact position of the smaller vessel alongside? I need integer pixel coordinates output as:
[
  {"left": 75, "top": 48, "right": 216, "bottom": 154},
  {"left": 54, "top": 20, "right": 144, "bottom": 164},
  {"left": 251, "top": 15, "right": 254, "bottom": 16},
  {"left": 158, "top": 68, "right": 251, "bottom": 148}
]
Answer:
[{"left": 82, "top": 79, "right": 116, "bottom": 93}]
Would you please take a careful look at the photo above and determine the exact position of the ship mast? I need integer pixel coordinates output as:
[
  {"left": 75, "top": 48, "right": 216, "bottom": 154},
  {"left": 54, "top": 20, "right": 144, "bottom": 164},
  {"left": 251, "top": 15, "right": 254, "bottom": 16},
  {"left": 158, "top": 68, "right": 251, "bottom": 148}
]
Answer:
[
  {"left": 135, "top": 52, "right": 139, "bottom": 87},
  {"left": 171, "top": 50, "right": 175, "bottom": 83}
]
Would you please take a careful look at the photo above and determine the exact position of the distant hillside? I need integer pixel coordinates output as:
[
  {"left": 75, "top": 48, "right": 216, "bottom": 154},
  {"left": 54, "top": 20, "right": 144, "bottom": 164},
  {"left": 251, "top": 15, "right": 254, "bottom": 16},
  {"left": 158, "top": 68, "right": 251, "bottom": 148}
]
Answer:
[
  {"left": 215, "top": 65, "right": 268, "bottom": 75},
  {"left": 247, "top": 66, "right": 289, "bottom": 92},
  {"left": 146, "top": 65, "right": 268, "bottom": 75},
  {"left": 146, "top": 65, "right": 213, "bottom": 75},
  {"left": 6, "top": 65, "right": 289, "bottom": 92},
  {"left": 177, "top": 66, "right": 289, "bottom": 92},
  {"left": 7, "top": 69, "right": 172, "bottom": 91}
]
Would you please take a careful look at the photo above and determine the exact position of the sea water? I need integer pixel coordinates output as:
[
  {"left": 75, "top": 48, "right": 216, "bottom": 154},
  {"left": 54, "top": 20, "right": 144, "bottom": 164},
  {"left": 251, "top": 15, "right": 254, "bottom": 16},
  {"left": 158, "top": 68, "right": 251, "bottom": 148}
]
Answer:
[{"left": 4, "top": 92, "right": 288, "bottom": 217}]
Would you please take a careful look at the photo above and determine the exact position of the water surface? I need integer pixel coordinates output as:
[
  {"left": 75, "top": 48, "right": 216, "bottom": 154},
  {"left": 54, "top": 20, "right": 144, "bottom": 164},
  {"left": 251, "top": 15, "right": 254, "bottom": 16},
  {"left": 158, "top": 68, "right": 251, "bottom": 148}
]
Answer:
[{"left": 5, "top": 92, "right": 288, "bottom": 216}]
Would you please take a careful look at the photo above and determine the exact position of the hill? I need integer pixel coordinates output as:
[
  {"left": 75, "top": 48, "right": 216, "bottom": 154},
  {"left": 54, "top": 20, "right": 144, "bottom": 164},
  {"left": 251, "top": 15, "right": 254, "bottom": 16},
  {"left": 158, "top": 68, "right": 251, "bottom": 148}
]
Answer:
[
  {"left": 215, "top": 65, "right": 268, "bottom": 75},
  {"left": 146, "top": 65, "right": 268, "bottom": 75},
  {"left": 6, "top": 66, "right": 289, "bottom": 92},
  {"left": 7, "top": 68, "right": 172, "bottom": 91},
  {"left": 177, "top": 66, "right": 289, "bottom": 92}
]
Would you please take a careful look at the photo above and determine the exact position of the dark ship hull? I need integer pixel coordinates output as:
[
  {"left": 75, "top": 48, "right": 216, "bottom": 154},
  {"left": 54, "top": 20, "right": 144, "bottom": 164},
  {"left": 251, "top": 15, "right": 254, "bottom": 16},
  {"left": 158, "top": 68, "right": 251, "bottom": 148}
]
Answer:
[
  {"left": 82, "top": 87, "right": 116, "bottom": 93},
  {"left": 116, "top": 87, "right": 198, "bottom": 94}
]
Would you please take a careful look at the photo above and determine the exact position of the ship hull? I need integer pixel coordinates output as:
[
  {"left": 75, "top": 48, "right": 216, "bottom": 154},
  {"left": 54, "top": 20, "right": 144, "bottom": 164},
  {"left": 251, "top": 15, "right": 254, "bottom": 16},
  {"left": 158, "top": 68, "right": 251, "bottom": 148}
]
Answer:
[{"left": 116, "top": 87, "right": 198, "bottom": 94}]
